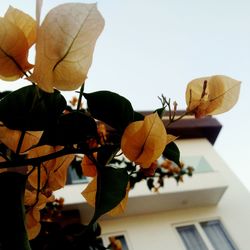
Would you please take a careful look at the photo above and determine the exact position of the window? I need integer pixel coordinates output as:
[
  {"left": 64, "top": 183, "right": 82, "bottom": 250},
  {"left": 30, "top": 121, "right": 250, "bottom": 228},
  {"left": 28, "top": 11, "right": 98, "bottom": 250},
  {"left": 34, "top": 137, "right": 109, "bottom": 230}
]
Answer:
[
  {"left": 181, "top": 156, "right": 213, "bottom": 174},
  {"left": 200, "top": 220, "right": 238, "bottom": 250},
  {"left": 177, "top": 225, "right": 208, "bottom": 250},
  {"left": 66, "top": 166, "right": 89, "bottom": 184},
  {"left": 176, "top": 220, "right": 238, "bottom": 250},
  {"left": 101, "top": 232, "right": 132, "bottom": 250}
]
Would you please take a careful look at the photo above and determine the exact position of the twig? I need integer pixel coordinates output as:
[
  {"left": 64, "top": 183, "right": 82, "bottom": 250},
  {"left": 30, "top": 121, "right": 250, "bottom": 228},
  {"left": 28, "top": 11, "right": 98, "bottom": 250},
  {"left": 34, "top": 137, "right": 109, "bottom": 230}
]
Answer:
[
  {"left": 0, "top": 146, "right": 95, "bottom": 169},
  {"left": 77, "top": 83, "right": 85, "bottom": 111}
]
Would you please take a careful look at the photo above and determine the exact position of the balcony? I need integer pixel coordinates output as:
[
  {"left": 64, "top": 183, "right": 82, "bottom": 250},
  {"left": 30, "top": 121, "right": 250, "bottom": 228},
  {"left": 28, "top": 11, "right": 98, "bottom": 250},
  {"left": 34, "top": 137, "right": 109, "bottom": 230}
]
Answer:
[
  {"left": 55, "top": 155, "right": 228, "bottom": 222},
  {"left": 121, "top": 155, "right": 228, "bottom": 217}
]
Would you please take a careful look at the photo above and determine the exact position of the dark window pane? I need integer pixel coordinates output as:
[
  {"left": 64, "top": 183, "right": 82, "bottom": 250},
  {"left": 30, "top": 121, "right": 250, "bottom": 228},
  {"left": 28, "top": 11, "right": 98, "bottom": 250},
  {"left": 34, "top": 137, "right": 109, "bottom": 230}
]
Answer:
[
  {"left": 201, "top": 220, "right": 238, "bottom": 250},
  {"left": 177, "top": 225, "right": 208, "bottom": 250}
]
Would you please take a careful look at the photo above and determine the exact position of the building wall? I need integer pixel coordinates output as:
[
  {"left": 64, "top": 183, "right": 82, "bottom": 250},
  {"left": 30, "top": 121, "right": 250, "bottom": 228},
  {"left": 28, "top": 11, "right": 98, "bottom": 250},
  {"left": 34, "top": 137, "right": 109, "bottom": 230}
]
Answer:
[{"left": 99, "top": 138, "right": 250, "bottom": 250}]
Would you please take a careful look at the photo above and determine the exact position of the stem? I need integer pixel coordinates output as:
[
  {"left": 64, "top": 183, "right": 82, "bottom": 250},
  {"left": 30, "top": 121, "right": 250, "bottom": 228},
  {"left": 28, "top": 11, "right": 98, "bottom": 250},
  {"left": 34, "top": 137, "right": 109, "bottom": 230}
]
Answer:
[
  {"left": 166, "top": 110, "right": 192, "bottom": 128},
  {"left": 77, "top": 83, "right": 85, "bottom": 111},
  {"left": 0, "top": 145, "right": 112, "bottom": 169},
  {"left": 0, "top": 147, "right": 79, "bottom": 169},
  {"left": 167, "top": 98, "right": 172, "bottom": 121},
  {"left": 35, "top": 164, "right": 41, "bottom": 206},
  {"left": 16, "top": 130, "right": 26, "bottom": 155}
]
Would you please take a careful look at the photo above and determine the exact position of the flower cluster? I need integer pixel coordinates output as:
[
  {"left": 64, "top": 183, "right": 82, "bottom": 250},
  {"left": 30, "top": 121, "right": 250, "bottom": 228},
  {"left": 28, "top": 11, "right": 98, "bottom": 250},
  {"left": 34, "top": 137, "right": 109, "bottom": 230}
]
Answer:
[{"left": 0, "top": 1, "right": 241, "bottom": 248}]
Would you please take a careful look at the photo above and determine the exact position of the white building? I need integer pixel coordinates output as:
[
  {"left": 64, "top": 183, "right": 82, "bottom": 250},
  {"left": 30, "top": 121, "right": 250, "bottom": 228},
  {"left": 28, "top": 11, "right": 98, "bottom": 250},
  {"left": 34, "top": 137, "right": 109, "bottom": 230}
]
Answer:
[{"left": 56, "top": 114, "right": 250, "bottom": 250}]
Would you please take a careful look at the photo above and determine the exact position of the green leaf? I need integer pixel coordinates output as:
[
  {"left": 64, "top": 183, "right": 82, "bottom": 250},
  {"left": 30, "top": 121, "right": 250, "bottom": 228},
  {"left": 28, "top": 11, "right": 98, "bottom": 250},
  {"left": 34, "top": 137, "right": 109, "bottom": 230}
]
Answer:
[
  {"left": 39, "top": 111, "right": 98, "bottom": 146},
  {"left": 83, "top": 91, "right": 134, "bottom": 132},
  {"left": 154, "top": 107, "right": 165, "bottom": 118},
  {"left": 0, "top": 90, "right": 11, "bottom": 100},
  {"left": 97, "top": 144, "right": 120, "bottom": 166},
  {"left": 162, "top": 141, "right": 180, "bottom": 166},
  {"left": 133, "top": 111, "right": 144, "bottom": 121},
  {"left": 0, "top": 85, "right": 66, "bottom": 130},
  {"left": 94, "top": 167, "right": 129, "bottom": 220}
]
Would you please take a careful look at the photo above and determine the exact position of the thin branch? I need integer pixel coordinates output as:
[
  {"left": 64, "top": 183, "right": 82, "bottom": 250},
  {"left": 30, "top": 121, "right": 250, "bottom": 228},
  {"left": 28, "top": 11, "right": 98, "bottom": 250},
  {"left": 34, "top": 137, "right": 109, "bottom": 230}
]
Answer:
[
  {"left": 166, "top": 110, "right": 192, "bottom": 128},
  {"left": 16, "top": 130, "right": 26, "bottom": 155},
  {"left": 77, "top": 83, "right": 85, "bottom": 111},
  {"left": 0, "top": 146, "right": 95, "bottom": 169}
]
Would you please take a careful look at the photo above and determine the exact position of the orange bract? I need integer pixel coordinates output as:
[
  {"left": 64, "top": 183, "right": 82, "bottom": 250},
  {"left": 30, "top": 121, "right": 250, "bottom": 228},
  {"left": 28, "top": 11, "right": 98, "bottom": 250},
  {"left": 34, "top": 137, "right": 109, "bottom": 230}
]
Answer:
[
  {"left": 81, "top": 154, "right": 97, "bottom": 177},
  {"left": 0, "top": 17, "right": 33, "bottom": 81},
  {"left": 29, "top": 3, "right": 105, "bottom": 92},
  {"left": 0, "top": 126, "right": 42, "bottom": 153},
  {"left": 4, "top": 6, "right": 37, "bottom": 47},
  {"left": 48, "top": 150, "right": 75, "bottom": 191},
  {"left": 186, "top": 75, "right": 241, "bottom": 118},
  {"left": 24, "top": 190, "right": 48, "bottom": 240},
  {"left": 121, "top": 113, "right": 167, "bottom": 168},
  {"left": 28, "top": 146, "right": 74, "bottom": 191},
  {"left": 27, "top": 145, "right": 56, "bottom": 189}
]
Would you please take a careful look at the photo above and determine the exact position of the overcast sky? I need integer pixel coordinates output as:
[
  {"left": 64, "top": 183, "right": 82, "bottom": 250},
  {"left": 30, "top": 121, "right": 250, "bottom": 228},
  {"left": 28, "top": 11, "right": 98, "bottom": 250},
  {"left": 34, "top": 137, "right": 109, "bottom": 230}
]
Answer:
[{"left": 0, "top": 0, "right": 250, "bottom": 191}]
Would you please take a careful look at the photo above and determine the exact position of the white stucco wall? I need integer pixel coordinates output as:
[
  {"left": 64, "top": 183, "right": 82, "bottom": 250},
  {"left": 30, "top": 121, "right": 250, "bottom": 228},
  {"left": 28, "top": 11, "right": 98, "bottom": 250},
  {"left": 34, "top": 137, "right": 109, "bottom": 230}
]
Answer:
[{"left": 98, "top": 138, "right": 250, "bottom": 250}]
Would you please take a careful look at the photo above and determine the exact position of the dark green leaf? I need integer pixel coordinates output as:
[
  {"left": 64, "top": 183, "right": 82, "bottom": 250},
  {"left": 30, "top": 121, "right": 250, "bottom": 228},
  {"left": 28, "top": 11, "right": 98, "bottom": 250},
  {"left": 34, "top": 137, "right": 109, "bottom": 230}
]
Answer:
[
  {"left": 0, "top": 85, "right": 66, "bottom": 130},
  {"left": 83, "top": 91, "right": 134, "bottom": 132},
  {"left": 97, "top": 144, "right": 120, "bottom": 166},
  {"left": 39, "top": 111, "right": 98, "bottom": 146},
  {"left": 162, "top": 141, "right": 180, "bottom": 166},
  {"left": 154, "top": 107, "right": 165, "bottom": 118},
  {"left": 0, "top": 90, "right": 11, "bottom": 100},
  {"left": 93, "top": 167, "right": 129, "bottom": 220},
  {"left": 133, "top": 111, "right": 144, "bottom": 121}
]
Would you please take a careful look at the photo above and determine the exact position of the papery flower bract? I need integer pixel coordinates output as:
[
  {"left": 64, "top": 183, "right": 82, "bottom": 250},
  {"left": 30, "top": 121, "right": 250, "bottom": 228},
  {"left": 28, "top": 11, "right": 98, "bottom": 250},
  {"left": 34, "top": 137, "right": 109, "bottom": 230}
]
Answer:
[
  {"left": 27, "top": 145, "right": 56, "bottom": 188},
  {"left": 48, "top": 148, "right": 75, "bottom": 190},
  {"left": 25, "top": 208, "right": 41, "bottom": 240},
  {"left": 121, "top": 113, "right": 167, "bottom": 168},
  {"left": 0, "top": 125, "right": 42, "bottom": 153},
  {"left": 24, "top": 190, "right": 49, "bottom": 240},
  {"left": 97, "top": 123, "right": 108, "bottom": 144},
  {"left": 29, "top": 3, "right": 105, "bottom": 93},
  {"left": 28, "top": 146, "right": 74, "bottom": 191},
  {"left": 185, "top": 75, "right": 241, "bottom": 118},
  {"left": 4, "top": 6, "right": 37, "bottom": 47},
  {"left": 81, "top": 138, "right": 99, "bottom": 177},
  {"left": 166, "top": 134, "right": 177, "bottom": 144},
  {"left": 0, "top": 17, "right": 34, "bottom": 81},
  {"left": 81, "top": 153, "right": 97, "bottom": 177}
]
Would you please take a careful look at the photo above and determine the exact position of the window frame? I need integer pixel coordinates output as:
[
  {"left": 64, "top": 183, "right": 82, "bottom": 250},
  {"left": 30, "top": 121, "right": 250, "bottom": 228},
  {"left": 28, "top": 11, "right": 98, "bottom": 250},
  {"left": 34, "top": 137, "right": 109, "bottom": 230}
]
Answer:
[
  {"left": 173, "top": 218, "right": 238, "bottom": 250},
  {"left": 101, "top": 231, "right": 133, "bottom": 250}
]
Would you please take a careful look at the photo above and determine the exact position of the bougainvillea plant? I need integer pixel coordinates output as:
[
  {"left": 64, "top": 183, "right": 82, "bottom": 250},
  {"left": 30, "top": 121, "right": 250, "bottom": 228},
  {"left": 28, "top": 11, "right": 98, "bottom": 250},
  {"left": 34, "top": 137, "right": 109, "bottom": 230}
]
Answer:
[{"left": 0, "top": 1, "right": 241, "bottom": 250}]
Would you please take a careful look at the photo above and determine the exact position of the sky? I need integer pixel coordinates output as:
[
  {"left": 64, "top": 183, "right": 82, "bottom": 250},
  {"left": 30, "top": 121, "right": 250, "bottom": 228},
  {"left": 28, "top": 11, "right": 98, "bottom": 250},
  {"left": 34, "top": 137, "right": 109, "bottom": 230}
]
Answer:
[{"left": 0, "top": 0, "right": 250, "bottom": 191}]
